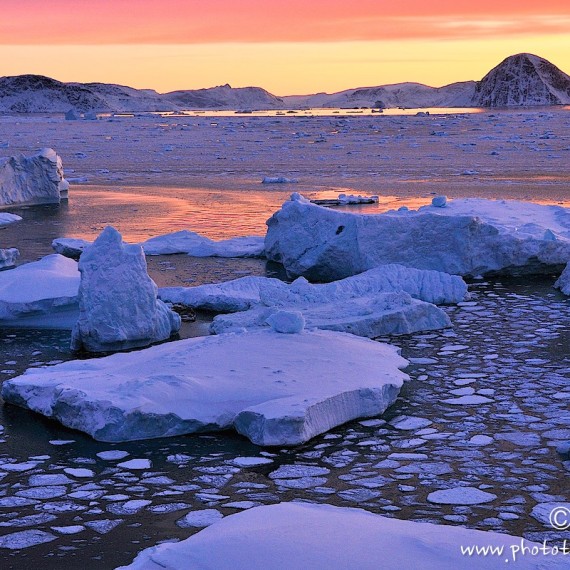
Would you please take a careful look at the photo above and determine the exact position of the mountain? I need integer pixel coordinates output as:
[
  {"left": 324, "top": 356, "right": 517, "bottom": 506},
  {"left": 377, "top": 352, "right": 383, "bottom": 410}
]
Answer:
[
  {"left": 164, "top": 84, "right": 284, "bottom": 109},
  {"left": 471, "top": 53, "right": 570, "bottom": 107},
  {"left": 0, "top": 75, "right": 174, "bottom": 113},
  {"left": 0, "top": 54, "right": 568, "bottom": 113},
  {"left": 283, "top": 81, "right": 476, "bottom": 109}
]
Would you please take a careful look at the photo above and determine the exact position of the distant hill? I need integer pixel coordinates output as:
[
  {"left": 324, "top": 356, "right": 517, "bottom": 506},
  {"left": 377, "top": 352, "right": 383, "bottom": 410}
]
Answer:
[
  {"left": 0, "top": 53, "right": 568, "bottom": 113},
  {"left": 471, "top": 53, "right": 570, "bottom": 107}
]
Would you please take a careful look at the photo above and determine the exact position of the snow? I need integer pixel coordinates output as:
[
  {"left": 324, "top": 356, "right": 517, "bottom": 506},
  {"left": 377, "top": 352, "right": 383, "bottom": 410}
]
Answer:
[
  {"left": 265, "top": 194, "right": 570, "bottom": 279},
  {"left": 0, "top": 247, "right": 19, "bottom": 270},
  {"left": 139, "top": 230, "right": 264, "bottom": 258},
  {"left": 117, "top": 502, "right": 566, "bottom": 570},
  {"left": 554, "top": 262, "right": 570, "bottom": 295},
  {"left": 0, "top": 148, "right": 68, "bottom": 206},
  {"left": 0, "top": 254, "right": 80, "bottom": 329},
  {"left": 2, "top": 329, "right": 408, "bottom": 446},
  {"left": 70, "top": 226, "right": 180, "bottom": 352}
]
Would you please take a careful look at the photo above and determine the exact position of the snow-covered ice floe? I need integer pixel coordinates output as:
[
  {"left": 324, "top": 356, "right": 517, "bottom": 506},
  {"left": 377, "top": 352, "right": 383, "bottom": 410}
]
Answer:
[
  {"left": 0, "top": 254, "right": 79, "bottom": 329},
  {"left": 0, "top": 248, "right": 19, "bottom": 270},
  {"left": 161, "top": 264, "right": 466, "bottom": 337},
  {"left": 117, "top": 502, "right": 567, "bottom": 570},
  {"left": 71, "top": 226, "right": 180, "bottom": 352},
  {"left": 2, "top": 329, "right": 408, "bottom": 446},
  {"left": 139, "top": 230, "right": 265, "bottom": 258},
  {"left": 265, "top": 193, "right": 570, "bottom": 279},
  {"left": 0, "top": 148, "right": 69, "bottom": 206},
  {"left": 0, "top": 212, "right": 22, "bottom": 226},
  {"left": 53, "top": 231, "right": 265, "bottom": 259}
]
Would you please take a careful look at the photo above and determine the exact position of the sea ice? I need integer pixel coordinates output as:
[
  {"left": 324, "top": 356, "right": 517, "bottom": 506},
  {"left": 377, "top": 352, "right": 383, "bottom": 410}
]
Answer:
[
  {"left": 70, "top": 226, "right": 180, "bottom": 352},
  {"left": 0, "top": 247, "right": 19, "bottom": 270},
  {"left": 0, "top": 148, "right": 68, "bottom": 206},
  {"left": 554, "top": 262, "right": 570, "bottom": 295},
  {"left": 427, "top": 487, "right": 497, "bottom": 505},
  {"left": 2, "top": 329, "right": 408, "bottom": 446},
  {"left": 140, "top": 230, "right": 264, "bottom": 258},
  {"left": 117, "top": 503, "right": 566, "bottom": 570},
  {"left": 176, "top": 509, "right": 223, "bottom": 528},
  {"left": 0, "top": 254, "right": 79, "bottom": 329},
  {"left": 265, "top": 194, "right": 570, "bottom": 279},
  {"left": 0, "top": 529, "right": 57, "bottom": 550}
]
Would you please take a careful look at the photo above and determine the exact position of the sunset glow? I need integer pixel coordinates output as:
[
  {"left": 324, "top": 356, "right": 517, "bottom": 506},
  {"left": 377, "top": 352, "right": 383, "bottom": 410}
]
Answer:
[{"left": 1, "top": 0, "right": 569, "bottom": 94}]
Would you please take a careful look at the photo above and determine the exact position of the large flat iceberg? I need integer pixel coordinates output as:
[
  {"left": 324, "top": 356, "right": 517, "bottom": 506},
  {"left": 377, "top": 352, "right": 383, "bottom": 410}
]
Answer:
[
  {"left": 118, "top": 502, "right": 567, "bottom": 570},
  {"left": 265, "top": 193, "right": 570, "bottom": 279},
  {"left": 0, "top": 148, "right": 69, "bottom": 206},
  {"left": 2, "top": 329, "right": 408, "bottom": 446},
  {"left": 0, "top": 254, "right": 79, "bottom": 329},
  {"left": 70, "top": 226, "right": 180, "bottom": 352}
]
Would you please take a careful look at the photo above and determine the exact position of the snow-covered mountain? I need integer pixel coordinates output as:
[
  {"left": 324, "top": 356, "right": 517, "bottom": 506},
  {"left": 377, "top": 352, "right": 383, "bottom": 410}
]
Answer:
[
  {"left": 471, "top": 53, "right": 570, "bottom": 107},
  {"left": 0, "top": 54, "right": 568, "bottom": 112},
  {"left": 164, "top": 84, "right": 284, "bottom": 109},
  {"left": 283, "top": 81, "right": 476, "bottom": 109}
]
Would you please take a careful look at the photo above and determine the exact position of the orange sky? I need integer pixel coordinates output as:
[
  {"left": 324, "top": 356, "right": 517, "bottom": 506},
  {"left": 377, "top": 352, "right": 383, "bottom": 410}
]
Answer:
[{"left": 0, "top": 1, "right": 569, "bottom": 94}]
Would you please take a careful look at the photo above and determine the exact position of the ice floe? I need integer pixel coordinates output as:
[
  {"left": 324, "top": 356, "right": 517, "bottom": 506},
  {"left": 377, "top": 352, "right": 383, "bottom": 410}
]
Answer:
[
  {"left": 0, "top": 247, "right": 19, "bottom": 270},
  {"left": 162, "top": 264, "right": 466, "bottom": 338},
  {"left": 0, "top": 254, "right": 80, "bottom": 329},
  {"left": 70, "top": 226, "right": 180, "bottom": 352},
  {"left": 2, "top": 329, "right": 408, "bottom": 446},
  {"left": 427, "top": 487, "right": 497, "bottom": 505},
  {"left": 265, "top": 194, "right": 570, "bottom": 279},
  {"left": 0, "top": 148, "right": 68, "bottom": 206},
  {"left": 118, "top": 502, "right": 566, "bottom": 569},
  {"left": 139, "top": 230, "right": 264, "bottom": 258}
]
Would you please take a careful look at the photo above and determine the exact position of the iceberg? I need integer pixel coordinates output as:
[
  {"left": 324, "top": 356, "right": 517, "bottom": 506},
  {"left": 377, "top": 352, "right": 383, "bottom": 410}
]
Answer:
[
  {"left": 265, "top": 194, "right": 570, "bottom": 279},
  {"left": 0, "top": 254, "right": 79, "bottom": 329},
  {"left": 0, "top": 248, "right": 19, "bottom": 270},
  {"left": 51, "top": 237, "right": 91, "bottom": 259},
  {"left": 70, "top": 226, "right": 180, "bottom": 352},
  {"left": 554, "top": 262, "right": 570, "bottom": 295},
  {"left": 211, "top": 293, "right": 451, "bottom": 338},
  {"left": 117, "top": 502, "right": 567, "bottom": 570},
  {"left": 139, "top": 230, "right": 264, "bottom": 258},
  {"left": 162, "top": 265, "right": 465, "bottom": 338},
  {"left": 2, "top": 329, "right": 408, "bottom": 446},
  {"left": 0, "top": 212, "right": 22, "bottom": 226},
  {"left": 160, "top": 264, "right": 466, "bottom": 313},
  {"left": 0, "top": 148, "right": 69, "bottom": 206}
]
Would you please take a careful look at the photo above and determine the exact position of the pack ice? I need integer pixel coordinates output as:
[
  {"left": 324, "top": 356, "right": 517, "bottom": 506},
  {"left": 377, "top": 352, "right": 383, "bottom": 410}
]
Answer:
[
  {"left": 70, "top": 226, "right": 180, "bottom": 352},
  {"left": 118, "top": 502, "right": 567, "bottom": 570},
  {"left": 0, "top": 254, "right": 79, "bottom": 329},
  {"left": 265, "top": 193, "right": 570, "bottom": 279},
  {"left": 2, "top": 329, "right": 408, "bottom": 446},
  {"left": 161, "top": 265, "right": 466, "bottom": 338},
  {"left": 0, "top": 148, "right": 69, "bottom": 206}
]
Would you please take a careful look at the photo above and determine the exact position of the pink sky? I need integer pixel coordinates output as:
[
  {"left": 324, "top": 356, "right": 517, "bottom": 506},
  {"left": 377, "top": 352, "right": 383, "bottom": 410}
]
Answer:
[
  {"left": 2, "top": 0, "right": 570, "bottom": 43},
  {"left": 0, "top": 1, "right": 569, "bottom": 93}
]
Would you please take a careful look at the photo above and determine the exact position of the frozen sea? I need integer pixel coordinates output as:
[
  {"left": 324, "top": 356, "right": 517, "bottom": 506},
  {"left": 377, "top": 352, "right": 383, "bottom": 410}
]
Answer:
[{"left": 0, "top": 110, "right": 569, "bottom": 568}]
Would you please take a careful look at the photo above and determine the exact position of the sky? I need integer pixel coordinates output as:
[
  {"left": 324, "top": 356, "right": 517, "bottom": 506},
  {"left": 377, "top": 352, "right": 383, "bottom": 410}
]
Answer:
[{"left": 0, "top": 0, "right": 569, "bottom": 95}]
